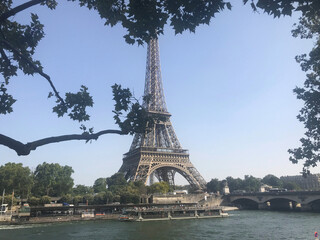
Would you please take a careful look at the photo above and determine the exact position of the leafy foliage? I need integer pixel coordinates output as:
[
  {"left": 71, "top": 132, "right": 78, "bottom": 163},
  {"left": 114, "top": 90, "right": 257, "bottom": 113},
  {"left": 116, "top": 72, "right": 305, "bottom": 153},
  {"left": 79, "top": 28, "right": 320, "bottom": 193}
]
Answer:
[
  {"left": 287, "top": 10, "right": 320, "bottom": 174},
  {"left": 148, "top": 181, "right": 170, "bottom": 194},
  {"left": 282, "top": 181, "right": 301, "bottom": 191},
  {"left": 3, "top": 195, "right": 17, "bottom": 207},
  {"left": 226, "top": 175, "right": 262, "bottom": 193},
  {"left": 112, "top": 84, "right": 154, "bottom": 134},
  {"left": 0, "top": 0, "right": 94, "bottom": 122},
  {"left": 74, "top": 0, "right": 230, "bottom": 45},
  {"left": 207, "top": 178, "right": 222, "bottom": 193},
  {"left": 93, "top": 177, "right": 107, "bottom": 193},
  {"left": 262, "top": 174, "right": 282, "bottom": 187},
  {"left": 226, "top": 176, "right": 244, "bottom": 192},
  {"left": 40, "top": 195, "right": 51, "bottom": 205},
  {"left": 242, "top": 175, "right": 261, "bottom": 192},
  {"left": 93, "top": 191, "right": 114, "bottom": 204},
  {"left": 90, "top": 173, "right": 148, "bottom": 204},
  {"left": 0, "top": 162, "right": 33, "bottom": 198},
  {"left": 0, "top": 7, "right": 44, "bottom": 82},
  {"left": 32, "top": 162, "right": 74, "bottom": 196},
  {"left": 247, "top": 0, "right": 319, "bottom": 18},
  {"left": 72, "top": 184, "right": 94, "bottom": 195},
  {"left": 52, "top": 85, "right": 94, "bottom": 122},
  {"left": 245, "top": 0, "right": 320, "bottom": 174},
  {"left": 0, "top": 82, "right": 16, "bottom": 114},
  {"left": 59, "top": 193, "right": 73, "bottom": 203},
  {"left": 0, "top": 0, "right": 230, "bottom": 124},
  {"left": 72, "top": 195, "right": 83, "bottom": 205},
  {"left": 28, "top": 196, "right": 40, "bottom": 206}
]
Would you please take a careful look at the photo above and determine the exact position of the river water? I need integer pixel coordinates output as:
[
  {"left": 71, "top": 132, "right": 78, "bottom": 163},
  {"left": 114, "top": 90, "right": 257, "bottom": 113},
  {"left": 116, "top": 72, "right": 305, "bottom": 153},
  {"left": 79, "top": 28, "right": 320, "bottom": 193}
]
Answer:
[{"left": 1, "top": 210, "right": 319, "bottom": 240}]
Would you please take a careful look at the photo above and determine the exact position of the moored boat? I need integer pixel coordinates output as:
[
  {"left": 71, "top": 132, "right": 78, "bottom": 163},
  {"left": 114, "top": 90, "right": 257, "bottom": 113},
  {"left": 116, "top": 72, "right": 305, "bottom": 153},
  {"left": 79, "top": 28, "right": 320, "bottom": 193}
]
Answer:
[{"left": 119, "top": 206, "right": 229, "bottom": 222}]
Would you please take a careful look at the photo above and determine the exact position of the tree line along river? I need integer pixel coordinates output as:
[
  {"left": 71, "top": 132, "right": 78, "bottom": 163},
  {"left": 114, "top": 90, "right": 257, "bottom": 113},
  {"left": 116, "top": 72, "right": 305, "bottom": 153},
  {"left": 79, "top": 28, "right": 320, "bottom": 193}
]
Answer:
[{"left": 1, "top": 210, "right": 320, "bottom": 240}]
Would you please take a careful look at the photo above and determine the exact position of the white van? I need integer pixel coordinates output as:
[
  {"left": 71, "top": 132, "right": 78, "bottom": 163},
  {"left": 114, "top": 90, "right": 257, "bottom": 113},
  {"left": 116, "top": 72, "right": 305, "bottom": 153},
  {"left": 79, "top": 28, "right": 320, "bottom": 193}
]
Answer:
[{"left": 0, "top": 204, "right": 8, "bottom": 213}]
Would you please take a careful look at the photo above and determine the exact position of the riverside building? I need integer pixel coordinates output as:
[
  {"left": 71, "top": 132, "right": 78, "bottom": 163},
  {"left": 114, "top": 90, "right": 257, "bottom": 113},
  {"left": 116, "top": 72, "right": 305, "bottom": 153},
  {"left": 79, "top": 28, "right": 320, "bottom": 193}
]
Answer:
[{"left": 280, "top": 174, "right": 320, "bottom": 190}]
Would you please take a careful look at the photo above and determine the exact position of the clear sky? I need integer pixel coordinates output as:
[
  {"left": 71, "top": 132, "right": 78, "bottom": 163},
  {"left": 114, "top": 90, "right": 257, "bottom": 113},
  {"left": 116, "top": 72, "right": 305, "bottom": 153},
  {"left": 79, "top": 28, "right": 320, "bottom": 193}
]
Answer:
[{"left": 1, "top": 1, "right": 317, "bottom": 186}]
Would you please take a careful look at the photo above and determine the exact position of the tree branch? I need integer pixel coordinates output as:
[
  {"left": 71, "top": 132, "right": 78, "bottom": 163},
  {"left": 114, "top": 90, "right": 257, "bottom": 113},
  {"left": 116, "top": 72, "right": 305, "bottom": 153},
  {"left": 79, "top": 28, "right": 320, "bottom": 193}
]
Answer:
[
  {"left": 0, "top": 39, "right": 65, "bottom": 105},
  {"left": 0, "top": 47, "right": 10, "bottom": 66},
  {"left": 0, "top": 0, "right": 46, "bottom": 23},
  {"left": 0, "top": 130, "right": 125, "bottom": 156}
]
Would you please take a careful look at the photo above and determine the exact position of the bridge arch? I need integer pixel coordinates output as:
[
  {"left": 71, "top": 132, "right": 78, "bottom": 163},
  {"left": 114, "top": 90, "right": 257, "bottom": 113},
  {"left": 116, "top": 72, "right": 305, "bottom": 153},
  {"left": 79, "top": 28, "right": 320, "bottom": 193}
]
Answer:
[
  {"left": 230, "top": 197, "right": 259, "bottom": 210},
  {"left": 229, "top": 192, "right": 320, "bottom": 211},
  {"left": 229, "top": 195, "right": 301, "bottom": 211},
  {"left": 266, "top": 198, "right": 299, "bottom": 211},
  {"left": 262, "top": 196, "right": 301, "bottom": 204},
  {"left": 301, "top": 195, "right": 320, "bottom": 205},
  {"left": 306, "top": 199, "right": 320, "bottom": 212}
]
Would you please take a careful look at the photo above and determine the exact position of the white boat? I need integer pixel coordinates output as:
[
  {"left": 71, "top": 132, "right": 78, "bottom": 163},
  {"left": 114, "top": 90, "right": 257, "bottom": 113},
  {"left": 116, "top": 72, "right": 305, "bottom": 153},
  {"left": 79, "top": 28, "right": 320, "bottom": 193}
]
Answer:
[{"left": 119, "top": 206, "right": 228, "bottom": 222}]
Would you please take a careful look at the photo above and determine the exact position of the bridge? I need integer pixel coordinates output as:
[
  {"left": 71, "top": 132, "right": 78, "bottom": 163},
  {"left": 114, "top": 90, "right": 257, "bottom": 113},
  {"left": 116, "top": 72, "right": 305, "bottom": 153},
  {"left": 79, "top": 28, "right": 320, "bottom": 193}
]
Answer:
[{"left": 226, "top": 191, "right": 320, "bottom": 211}]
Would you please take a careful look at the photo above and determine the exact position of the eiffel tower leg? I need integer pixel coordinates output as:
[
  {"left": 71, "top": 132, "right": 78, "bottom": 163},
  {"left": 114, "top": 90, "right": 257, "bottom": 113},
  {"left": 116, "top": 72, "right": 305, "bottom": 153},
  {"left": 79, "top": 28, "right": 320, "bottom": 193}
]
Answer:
[
  {"left": 167, "top": 169, "right": 176, "bottom": 187},
  {"left": 134, "top": 164, "right": 150, "bottom": 184},
  {"left": 149, "top": 172, "right": 155, "bottom": 185},
  {"left": 154, "top": 168, "right": 164, "bottom": 182},
  {"left": 153, "top": 168, "right": 176, "bottom": 187}
]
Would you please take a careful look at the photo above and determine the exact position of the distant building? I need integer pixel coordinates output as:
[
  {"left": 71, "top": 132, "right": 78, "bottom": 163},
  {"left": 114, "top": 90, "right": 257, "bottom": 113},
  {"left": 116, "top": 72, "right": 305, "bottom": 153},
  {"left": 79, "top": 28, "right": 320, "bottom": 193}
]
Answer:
[
  {"left": 280, "top": 174, "right": 320, "bottom": 190},
  {"left": 222, "top": 184, "right": 230, "bottom": 195},
  {"left": 259, "top": 184, "right": 272, "bottom": 192}
]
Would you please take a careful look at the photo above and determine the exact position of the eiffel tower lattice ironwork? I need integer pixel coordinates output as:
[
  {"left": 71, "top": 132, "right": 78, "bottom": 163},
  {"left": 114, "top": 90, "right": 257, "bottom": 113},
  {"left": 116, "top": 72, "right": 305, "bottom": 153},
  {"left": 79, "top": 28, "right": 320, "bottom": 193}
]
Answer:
[{"left": 119, "top": 38, "right": 206, "bottom": 190}]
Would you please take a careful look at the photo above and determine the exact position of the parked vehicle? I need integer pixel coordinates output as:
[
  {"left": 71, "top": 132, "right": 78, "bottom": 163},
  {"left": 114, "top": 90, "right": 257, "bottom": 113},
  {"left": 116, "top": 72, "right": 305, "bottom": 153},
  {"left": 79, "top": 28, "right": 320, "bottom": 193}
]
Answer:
[
  {"left": 0, "top": 204, "right": 8, "bottom": 213},
  {"left": 232, "top": 190, "right": 246, "bottom": 194},
  {"left": 269, "top": 188, "right": 288, "bottom": 192}
]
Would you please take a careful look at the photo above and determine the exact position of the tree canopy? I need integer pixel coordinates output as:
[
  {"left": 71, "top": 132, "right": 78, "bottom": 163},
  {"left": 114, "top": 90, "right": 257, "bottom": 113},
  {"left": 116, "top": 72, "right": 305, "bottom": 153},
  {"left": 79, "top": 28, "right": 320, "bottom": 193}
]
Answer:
[
  {"left": 0, "top": 162, "right": 75, "bottom": 205},
  {"left": 32, "top": 162, "right": 74, "bottom": 196},
  {"left": 0, "top": 162, "right": 33, "bottom": 198},
  {"left": 72, "top": 184, "right": 94, "bottom": 196},
  {"left": 93, "top": 177, "right": 107, "bottom": 193},
  {"left": 0, "top": 164, "right": 306, "bottom": 207},
  {"left": 262, "top": 174, "right": 282, "bottom": 187},
  {"left": 148, "top": 181, "right": 170, "bottom": 194},
  {"left": 207, "top": 178, "right": 222, "bottom": 193},
  {"left": 287, "top": 11, "right": 320, "bottom": 175}
]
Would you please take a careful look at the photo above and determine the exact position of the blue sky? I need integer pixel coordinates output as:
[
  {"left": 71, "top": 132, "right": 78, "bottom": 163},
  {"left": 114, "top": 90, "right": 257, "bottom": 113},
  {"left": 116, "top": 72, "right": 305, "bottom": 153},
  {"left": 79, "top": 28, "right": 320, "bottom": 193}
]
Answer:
[{"left": 0, "top": 1, "right": 316, "bottom": 186}]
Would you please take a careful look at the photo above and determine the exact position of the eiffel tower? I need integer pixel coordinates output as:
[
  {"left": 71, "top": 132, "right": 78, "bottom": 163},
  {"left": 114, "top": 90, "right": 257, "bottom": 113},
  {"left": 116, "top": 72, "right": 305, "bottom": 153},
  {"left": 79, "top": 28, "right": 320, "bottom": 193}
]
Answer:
[{"left": 119, "top": 38, "right": 207, "bottom": 190}]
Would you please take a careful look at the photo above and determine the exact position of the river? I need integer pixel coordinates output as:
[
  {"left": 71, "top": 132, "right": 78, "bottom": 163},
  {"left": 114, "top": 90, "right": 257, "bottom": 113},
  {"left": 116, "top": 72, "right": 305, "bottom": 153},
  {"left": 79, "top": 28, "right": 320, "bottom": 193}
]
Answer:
[{"left": 0, "top": 210, "right": 319, "bottom": 239}]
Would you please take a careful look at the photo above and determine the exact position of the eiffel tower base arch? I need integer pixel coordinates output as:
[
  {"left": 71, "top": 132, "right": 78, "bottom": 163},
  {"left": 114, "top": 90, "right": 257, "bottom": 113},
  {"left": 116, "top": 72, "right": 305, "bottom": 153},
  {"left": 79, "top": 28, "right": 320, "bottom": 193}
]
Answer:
[{"left": 119, "top": 147, "right": 207, "bottom": 190}]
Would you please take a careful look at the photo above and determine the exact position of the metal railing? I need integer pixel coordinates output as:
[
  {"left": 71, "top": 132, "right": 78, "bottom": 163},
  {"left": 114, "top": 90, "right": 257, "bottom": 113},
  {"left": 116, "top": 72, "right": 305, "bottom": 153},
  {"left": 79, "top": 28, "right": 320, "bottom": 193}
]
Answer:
[{"left": 123, "top": 147, "right": 189, "bottom": 158}]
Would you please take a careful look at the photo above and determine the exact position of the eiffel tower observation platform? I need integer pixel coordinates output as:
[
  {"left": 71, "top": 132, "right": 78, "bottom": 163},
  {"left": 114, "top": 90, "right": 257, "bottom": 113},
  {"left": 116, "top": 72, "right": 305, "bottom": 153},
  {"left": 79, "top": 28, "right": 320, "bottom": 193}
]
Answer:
[{"left": 119, "top": 38, "right": 206, "bottom": 190}]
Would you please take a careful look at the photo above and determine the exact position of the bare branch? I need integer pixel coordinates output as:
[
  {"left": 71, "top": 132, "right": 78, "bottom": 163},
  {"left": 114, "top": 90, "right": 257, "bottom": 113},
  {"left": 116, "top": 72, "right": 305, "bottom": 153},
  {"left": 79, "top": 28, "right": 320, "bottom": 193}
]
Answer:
[
  {"left": 0, "top": 39, "right": 65, "bottom": 105},
  {"left": 0, "top": 130, "right": 125, "bottom": 156},
  {"left": 0, "top": 0, "right": 46, "bottom": 23}
]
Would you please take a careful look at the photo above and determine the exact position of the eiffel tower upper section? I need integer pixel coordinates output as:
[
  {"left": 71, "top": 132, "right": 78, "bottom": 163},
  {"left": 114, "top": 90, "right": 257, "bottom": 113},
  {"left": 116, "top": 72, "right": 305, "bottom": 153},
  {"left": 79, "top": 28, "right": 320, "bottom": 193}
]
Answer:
[
  {"left": 143, "top": 38, "right": 168, "bottom": 114},
  {"left": 129, "top": 38, "right": 182, "bottom": 151}
]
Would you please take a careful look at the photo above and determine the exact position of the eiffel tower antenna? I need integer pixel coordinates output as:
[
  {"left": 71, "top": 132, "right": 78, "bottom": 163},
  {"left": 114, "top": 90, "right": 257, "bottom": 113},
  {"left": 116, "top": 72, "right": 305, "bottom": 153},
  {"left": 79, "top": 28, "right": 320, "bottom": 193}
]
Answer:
[{"left": 119, "top": 38, "right": 206, "bottom": 190}]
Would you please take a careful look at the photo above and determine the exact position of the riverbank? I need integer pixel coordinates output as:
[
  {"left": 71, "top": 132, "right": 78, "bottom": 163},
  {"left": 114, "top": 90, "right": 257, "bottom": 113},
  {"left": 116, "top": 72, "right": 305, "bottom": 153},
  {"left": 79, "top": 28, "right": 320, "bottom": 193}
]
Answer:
[
  {"left": 27, "top": 214, "right": 119, "bottom": 224},
  {"left": 3, "top": 214, "right": 119, "bottom": 225},
  {"left": 0, "top": 206, "right": 238, "bottom": 225}
]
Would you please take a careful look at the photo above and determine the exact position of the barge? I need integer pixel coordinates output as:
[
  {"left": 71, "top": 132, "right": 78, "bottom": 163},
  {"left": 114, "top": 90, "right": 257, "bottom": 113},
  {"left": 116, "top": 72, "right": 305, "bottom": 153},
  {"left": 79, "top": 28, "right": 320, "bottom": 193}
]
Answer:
[{"left": 119, "top": 206, "right": 228, "bottom": 222}]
